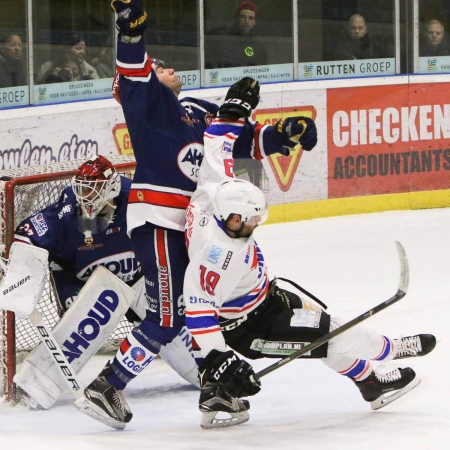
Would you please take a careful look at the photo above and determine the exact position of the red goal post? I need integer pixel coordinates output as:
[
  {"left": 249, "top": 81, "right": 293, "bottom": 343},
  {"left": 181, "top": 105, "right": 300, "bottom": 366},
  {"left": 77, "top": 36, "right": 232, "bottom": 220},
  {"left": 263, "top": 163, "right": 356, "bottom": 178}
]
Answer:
[{"left": 0, "top": 155, "right": 136, "bottom": 402}]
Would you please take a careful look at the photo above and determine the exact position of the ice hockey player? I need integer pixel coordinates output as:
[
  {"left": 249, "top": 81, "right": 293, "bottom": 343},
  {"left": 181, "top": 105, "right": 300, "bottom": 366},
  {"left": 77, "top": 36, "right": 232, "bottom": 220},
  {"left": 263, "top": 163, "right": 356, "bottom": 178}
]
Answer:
[
  {"left": 182, "top": 81, "right": 437, "bottom": 428},
  {"left": 77, "top": 0, "right": 317, "bottom": 430},
  {"left": 13, "top": 155, "right": 198, "bottom": 410}
]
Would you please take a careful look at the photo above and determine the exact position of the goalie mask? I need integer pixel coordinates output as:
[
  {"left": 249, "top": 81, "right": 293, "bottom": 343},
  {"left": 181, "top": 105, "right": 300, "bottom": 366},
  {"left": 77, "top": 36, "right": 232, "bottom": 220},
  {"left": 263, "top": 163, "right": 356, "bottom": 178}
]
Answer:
[
  {"left": 213, "top": 179, "right": 268, "bottom": 230},
  {"left": 71, "top": 156, "right": 121, "bottom": 235}
]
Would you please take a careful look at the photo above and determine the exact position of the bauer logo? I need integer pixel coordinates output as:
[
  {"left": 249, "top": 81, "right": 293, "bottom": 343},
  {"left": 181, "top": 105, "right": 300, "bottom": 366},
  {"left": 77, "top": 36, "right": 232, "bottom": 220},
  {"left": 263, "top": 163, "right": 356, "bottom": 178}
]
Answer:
[
  {"left": 178, "top": 143, "right": 204, "bottom": 182},
  {"left": 61, "top": 289, "right": 119, "bottom": 363},
  {"left": 3, "top": 275, "right": 31, "bottom": 295}
]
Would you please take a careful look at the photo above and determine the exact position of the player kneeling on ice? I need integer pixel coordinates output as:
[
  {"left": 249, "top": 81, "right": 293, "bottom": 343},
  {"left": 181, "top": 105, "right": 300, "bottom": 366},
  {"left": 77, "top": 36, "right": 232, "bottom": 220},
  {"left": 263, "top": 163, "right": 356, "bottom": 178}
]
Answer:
[
  {"left": 183, "top": 80, "right": 437, "bottom": 429},
  {"left": 2, "top": 155, "right": 197, "bottom": 411}
]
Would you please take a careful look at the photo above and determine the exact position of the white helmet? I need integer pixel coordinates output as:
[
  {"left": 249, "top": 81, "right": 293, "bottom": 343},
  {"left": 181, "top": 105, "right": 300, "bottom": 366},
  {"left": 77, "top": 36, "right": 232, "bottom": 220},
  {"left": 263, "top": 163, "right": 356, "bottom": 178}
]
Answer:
[
  {"left": 71, "top": 156, "right": 121, "bottom": 234},
  {"left": 213, "top": 179, "right": 268, "bottom": 225}
]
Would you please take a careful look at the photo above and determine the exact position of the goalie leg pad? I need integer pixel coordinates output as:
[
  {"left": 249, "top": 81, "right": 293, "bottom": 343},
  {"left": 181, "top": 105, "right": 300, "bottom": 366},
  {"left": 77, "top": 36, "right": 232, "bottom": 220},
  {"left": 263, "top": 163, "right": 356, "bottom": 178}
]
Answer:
[
  {"left": 14, "top": 266, "right": 135, "bottom": 409},
  {"left": 159, "top": 326, "right": 199, "bottom": 388}
]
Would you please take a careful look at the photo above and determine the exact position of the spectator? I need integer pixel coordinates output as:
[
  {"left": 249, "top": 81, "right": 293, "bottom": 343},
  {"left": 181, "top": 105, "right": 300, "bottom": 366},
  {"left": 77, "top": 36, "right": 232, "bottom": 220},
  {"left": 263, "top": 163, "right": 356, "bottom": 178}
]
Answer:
[
  {"left": 42, "top": 52, "right": 83, "bottom": 83},
  {"left": 0, "top": 31, "right": 26, "bottom": 88},
  {"left": 419, "top": 19, "right": 450, "bottom": 56},
  {"left": 333, "top": 14, "right": 384, "bottom": 60},
  {"left": 36, "top": 34, "right": 99, "bottom": 84},
  {"left": 91, "top": 46, "right": 114, "bottom": 78},
  {"left": 205, "top": 1, "right": 267, "bottom": 68}
]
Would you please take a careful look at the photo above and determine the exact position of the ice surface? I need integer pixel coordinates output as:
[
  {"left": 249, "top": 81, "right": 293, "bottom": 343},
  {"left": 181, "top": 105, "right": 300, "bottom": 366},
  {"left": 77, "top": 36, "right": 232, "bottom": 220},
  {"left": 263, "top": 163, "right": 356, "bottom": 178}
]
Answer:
[{"left": 1, "top": 208, "right": 449, "bottom": 449}]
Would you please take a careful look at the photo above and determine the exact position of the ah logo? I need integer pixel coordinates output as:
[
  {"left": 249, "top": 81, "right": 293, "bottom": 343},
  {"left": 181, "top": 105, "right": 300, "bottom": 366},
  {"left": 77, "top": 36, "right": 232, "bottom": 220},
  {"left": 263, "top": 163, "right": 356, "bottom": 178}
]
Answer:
[{"left": 178, "top": 143, "right": 204, "bottom": 182}]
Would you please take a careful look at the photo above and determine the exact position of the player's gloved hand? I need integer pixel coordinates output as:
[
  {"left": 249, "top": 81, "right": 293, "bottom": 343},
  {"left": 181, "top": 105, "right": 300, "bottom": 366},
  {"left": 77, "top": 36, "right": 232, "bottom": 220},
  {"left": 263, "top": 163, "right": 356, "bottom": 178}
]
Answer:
[
  {"left": 200, "top": 349, "right": 261, "bottom": 398},
  {"left": 111, "top": 0, "right": 148, "bottom": 36},
  {"left": 275, "top": 116, "right": 318, "bottom": 151},
  {"left": 218, "top": 77, "right": 260, "bottom": 120}
]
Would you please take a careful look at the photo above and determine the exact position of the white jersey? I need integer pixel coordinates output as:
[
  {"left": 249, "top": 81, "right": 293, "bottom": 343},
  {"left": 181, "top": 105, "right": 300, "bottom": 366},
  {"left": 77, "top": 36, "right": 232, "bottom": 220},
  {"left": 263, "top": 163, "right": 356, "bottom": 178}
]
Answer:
[{"left": 184, "top": 118, "right": 269, "bottom": 357}]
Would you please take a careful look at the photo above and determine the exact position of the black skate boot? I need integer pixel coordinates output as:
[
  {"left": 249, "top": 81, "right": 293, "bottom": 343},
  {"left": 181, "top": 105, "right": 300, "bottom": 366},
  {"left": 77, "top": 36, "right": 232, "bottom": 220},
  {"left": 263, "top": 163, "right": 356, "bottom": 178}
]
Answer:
[
  {"left": 74, "top": 361, "right": 132, "bottom": 430},
  {"left": 394, "top": 334, "right": 436, "bottom": 359},
  {"left": 199, "top": 382, "right": 250, "bottom": 429},
  {"left": 353, "top": 367, "right": 420, "bottom": 410}
]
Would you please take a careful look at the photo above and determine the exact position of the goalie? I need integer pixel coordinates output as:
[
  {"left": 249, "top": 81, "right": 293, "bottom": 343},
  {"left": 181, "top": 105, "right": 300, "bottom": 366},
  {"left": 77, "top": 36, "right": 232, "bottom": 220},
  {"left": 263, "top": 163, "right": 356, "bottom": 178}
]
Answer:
[{"left": 10, "top": 155, "right": 198, "bottom": 409}]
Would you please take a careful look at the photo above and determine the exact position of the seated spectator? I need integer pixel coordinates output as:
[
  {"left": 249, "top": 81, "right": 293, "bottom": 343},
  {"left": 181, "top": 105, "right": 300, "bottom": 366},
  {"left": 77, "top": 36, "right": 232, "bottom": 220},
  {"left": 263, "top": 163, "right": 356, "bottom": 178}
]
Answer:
[
  {"left": 91, "top": 46, "right": 114, "bottom": 78},
  {"left": 333, "top": 14, "right": 384, "bottom": 60},
  {"left": 42, "top": 52, "right": 83, "bottom": 83},
  {"left": 419, "top": 19, "right": 450, "bottom": 57},
  {"left": 0, "top": 31, "right": 26, "bottom": 88},
  {"left": 205, "top": 1, "right": 267, "bottom": 68},
  {"left": 36, "top": 34, "right": 99, "bottom": 84}
]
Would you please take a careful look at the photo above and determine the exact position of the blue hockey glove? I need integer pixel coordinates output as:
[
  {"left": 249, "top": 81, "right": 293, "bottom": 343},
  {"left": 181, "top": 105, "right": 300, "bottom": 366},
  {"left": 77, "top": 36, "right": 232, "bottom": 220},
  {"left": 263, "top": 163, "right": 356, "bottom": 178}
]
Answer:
[
  {"left": 276, "top": 116, "right": 318, "bottom": 151},
  {"left": 200, "top": 350, "right": 261, "bottom": 398},
  {"left": 111, "top": 0, "right": 148, "bottom": 36},
  {"left": 218, "top": 77, "right": 260, "bottom": 120}
]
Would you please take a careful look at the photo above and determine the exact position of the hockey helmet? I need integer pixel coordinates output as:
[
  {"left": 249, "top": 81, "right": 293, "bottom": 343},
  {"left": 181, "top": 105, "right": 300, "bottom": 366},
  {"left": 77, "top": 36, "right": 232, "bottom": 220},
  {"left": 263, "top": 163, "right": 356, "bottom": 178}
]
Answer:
[
  {"left": 71, "top": 155, "right": 121, "bottom": 233},
  {"left": 213, "top": 179, "right": 268, "bottom": 226}
]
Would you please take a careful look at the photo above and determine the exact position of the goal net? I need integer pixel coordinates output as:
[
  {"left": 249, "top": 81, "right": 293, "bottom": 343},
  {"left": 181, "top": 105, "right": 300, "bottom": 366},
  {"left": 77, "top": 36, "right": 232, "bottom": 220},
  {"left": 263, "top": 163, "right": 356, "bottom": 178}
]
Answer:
[{"left": 0, "top": 155, "right": 136, "bottom": 402}]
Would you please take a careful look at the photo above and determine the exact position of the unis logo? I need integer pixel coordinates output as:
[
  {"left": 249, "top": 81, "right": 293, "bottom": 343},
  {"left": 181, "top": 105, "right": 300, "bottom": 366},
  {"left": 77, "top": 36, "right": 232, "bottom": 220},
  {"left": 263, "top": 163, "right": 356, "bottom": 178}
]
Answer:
[
  {"left": 252, "top": 106, "right": 317, "bottom": 192},
  {"left": 62, "top": 289, "right": 119, "bottom": 363},
  {"left": 177, "top": 143, "right": 204, "bottom": 182},
  {"left": 131, "top": 346, "right": 146, "bottom": 362},
  {"left": 78, "top": 251, "right": 140, "bottom": 283}
]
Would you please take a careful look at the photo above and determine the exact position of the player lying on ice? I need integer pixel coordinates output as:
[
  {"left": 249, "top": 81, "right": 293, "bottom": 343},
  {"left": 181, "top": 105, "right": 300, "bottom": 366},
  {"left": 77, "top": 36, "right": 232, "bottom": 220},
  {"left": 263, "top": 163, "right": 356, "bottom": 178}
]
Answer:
[
  {"left": 182, "top": 78, "right": 437, "bottom": 429},
  {"left": 11, "top": 155, "right": 197, "bottom": 409}
]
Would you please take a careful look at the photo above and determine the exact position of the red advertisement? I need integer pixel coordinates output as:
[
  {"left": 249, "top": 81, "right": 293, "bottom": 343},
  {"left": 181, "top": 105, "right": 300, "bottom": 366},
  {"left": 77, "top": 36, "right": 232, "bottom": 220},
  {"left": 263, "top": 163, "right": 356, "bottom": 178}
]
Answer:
[{"left": 327, "top": 83, "right": 450, "bottom": 198}]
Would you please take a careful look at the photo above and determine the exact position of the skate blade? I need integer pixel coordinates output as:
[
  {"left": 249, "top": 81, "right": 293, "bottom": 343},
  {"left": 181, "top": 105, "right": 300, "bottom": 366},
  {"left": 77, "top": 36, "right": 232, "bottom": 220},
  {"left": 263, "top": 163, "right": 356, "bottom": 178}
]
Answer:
[
  {"left": 200, "top": 410, "right": 250, "bottom": 429},
  {"left": 74, "top": 397, "right": 126, "bottom": 430},
  {"left": 370, "top": 377, "right": 421, "bottom": 410}
]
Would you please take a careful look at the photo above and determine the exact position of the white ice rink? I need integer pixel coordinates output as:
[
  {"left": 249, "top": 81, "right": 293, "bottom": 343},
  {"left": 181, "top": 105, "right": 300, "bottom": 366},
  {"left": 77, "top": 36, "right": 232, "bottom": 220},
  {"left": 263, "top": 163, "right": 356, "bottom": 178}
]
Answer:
[{"left": 1, "top": 207, "right": 449, "bottom": 450}]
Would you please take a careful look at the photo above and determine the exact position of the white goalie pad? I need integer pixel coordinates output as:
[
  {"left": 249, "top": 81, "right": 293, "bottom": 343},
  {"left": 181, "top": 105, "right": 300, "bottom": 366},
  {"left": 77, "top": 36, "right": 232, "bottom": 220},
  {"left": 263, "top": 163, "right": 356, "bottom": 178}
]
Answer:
[
  {"left": 129, "top": 278, "right": 199, "bottom": 388},
  {"left": 0, "top": 242, "right": 49, "bottom": 318},
  {"left": 160, "top": 326, "right": 199, "bottom": 388},
  {"left": 14, "top": 266, "right": 135, "bottom": 409}
]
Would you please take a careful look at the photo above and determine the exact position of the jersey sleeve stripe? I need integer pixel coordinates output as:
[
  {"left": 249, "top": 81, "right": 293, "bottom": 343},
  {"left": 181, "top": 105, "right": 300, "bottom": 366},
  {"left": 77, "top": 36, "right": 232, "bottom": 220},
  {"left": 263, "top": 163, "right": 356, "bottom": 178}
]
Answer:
[
  {"left": 14, "top": 234, "right": 32, "bottom": 245},
  {"left": 253, "top": 123, "right": 265, "bottom": 160},
  {"left": 116, "top": 54, "right": 152, "bottom": 78},
  {"left": 129, "top": 188, "right": 190, "bottom": 209}
]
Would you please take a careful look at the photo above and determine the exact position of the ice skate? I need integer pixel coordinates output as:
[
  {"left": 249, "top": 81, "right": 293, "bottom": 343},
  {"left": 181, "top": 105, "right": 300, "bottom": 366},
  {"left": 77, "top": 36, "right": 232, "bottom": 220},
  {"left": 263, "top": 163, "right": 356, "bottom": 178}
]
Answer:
[
  {"left": 199, "top": 382, "right": 250, "bottom": 429},
  {"left": 394, "top": 334, "right": 436, "bottom": 359},
  {"left": 74, "top": 362, "right": 132, "bottom": 430},
  {"left": 353, "top": 367, "right": 420, "bottom": 410}
]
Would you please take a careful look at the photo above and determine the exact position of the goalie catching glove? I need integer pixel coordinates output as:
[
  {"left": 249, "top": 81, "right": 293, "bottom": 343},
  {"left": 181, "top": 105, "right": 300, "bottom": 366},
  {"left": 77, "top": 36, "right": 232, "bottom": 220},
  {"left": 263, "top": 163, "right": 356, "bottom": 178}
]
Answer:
[
  {"left": 111, "top": 0, "right": 148, "bottom": 36},
  {"left": 199, "top": 349, "right": 261, "bottom": 398},
  {"left": 276, "top": 116, "right": 318, "bottom": 152},
  {"left": 218, "top": 77, "right": 260, "bottom": 120}
]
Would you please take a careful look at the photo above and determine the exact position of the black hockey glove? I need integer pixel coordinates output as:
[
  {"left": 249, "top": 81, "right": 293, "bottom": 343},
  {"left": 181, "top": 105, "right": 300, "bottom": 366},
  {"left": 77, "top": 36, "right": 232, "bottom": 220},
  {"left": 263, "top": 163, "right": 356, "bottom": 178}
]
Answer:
[
  {"left": 275, "top": 116, "right": 318, "bottom": 151},
  {"left": 200, "top": 349, "right": 261, "bottom": 398},
  {"left": 218, "top": 77, "right": 260, "bottom": 120},
  {"left": 111, "top": 0, "right": 148, "bottom": 36}
]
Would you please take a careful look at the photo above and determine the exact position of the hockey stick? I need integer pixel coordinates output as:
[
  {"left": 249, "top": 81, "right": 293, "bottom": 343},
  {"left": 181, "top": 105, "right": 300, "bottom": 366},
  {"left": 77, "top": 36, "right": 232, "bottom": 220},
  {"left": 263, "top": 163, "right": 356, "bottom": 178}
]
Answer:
[{"left": 255, "top": 241, "right": 409, "bottom": 381}]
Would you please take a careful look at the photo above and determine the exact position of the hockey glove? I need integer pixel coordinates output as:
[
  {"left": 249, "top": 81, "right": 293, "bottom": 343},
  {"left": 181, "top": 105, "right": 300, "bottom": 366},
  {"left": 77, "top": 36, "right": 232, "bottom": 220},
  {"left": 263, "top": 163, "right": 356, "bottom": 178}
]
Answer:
[
  {"left": 275, "top": 116, "right": 318, "bottom": 151},
  {"left": 218, "top": 77, "right": 260, "bottom": 120},
  {"left": 111, "top": 0, "right": 148, "bottom": 36},
  {"left": 200, "top": 349, "right": 261, "bottom": 398}
]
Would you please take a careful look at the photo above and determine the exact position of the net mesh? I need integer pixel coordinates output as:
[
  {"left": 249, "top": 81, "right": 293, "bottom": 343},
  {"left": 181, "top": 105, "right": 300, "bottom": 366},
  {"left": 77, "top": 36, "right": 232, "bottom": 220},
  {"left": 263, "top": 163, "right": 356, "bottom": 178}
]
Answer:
[{"left": 0, "top": 155, "right": 136, "bottom": 400}]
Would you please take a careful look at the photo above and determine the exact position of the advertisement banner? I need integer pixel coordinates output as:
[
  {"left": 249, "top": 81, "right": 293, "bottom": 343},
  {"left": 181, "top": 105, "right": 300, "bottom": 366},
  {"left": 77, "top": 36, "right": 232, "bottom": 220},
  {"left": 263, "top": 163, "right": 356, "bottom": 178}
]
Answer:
[
  {"left": 327, "top": 83, "right": 450, "bottom": 198},
  {"left": 0, "top": 103, "right": 124, "bottom": 170}
]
